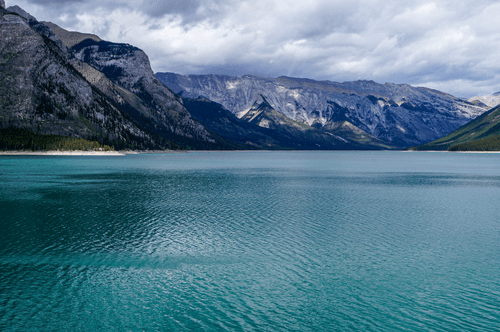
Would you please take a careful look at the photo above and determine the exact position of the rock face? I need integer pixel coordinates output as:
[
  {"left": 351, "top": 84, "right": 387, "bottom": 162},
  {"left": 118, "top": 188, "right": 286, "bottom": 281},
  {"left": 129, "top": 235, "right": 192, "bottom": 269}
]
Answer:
[
  {"left": 0, "top": 8, "right": 220, "bottom": 150},
  {"left": 53, "top": 27, "right": 216, "bottom": 145},
  {"left": 178, "top": 82, "right": 396, "bottom": 149},
  {"left": 182, "top": 97, "right": 394, "bottom": 150},
  {"left": 6, "top": 6, "right": 36, "bottom": 21},
  {"left": 0, "top": 6, "right": 157, "bottom": 149},
  {"left": 468, "top": 92, "right": 500, "bottom": 109},
  {"left": 0, "top": 1, "right": 4, "bottom": 10},
  {"left": 157, "top": 73, "right": 487, "bottom": 147},
  {"left": 43, "top": 22, "right": 101, "bottom": 48}
]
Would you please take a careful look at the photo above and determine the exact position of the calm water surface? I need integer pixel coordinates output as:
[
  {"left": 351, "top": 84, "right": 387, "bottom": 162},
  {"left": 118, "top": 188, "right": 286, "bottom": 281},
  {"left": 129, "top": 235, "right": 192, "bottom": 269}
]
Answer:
[{"left": 1, "top": 151, "right": 499, "bottom": 331}]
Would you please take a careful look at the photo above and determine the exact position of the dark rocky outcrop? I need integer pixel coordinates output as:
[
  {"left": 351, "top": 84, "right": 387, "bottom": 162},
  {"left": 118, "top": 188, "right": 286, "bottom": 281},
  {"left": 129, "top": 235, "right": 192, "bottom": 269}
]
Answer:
[{"left": 6, "top": 5, "right": 35, "bottom": 21}]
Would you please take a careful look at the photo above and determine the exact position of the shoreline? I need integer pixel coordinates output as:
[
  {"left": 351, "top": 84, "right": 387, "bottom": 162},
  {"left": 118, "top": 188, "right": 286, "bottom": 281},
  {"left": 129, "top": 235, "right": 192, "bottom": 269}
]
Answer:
[
  {"left": 0, "top": 149, "right": 183, "bottom": 156},
  {"left": 0, "top": 150, "right": 126, "bottom": 156},
  {"left": 405, "top": 150, "right": 500, "bottom": 154},
  {"left": 453, "top": 151, "right": 500, "bottom": 154},
  {"left": 0, "top": 150, "right": 499, "bottom": 156}
]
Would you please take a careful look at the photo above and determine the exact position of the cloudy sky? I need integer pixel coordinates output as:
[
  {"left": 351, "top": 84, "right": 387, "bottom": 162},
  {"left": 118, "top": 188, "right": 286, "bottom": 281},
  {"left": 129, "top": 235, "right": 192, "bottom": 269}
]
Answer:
[{"left": 8, "top": 0, "right": 500, "bottom": 97}]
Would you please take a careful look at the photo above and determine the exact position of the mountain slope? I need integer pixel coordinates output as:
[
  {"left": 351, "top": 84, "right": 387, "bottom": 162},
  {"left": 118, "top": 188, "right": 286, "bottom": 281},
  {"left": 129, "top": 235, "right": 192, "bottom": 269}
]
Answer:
[
  {"left": 181, "top": 97, "right": 276, "bottom": 149},
  {"left": 410, "top": 105, "right": 500, "bottom": 151},
  {"left": 183, "top": 96, "right": 395, "bottom": 150},
  {"left": 44, "top": 22, "right": 223, "bottom": 149},
  {"left": 157, "top": 73, "right": 487, "bottom": 148},
  {"left": 0, "top": 6, "right": 162, "bottom": 149},
  {"left": 43, "top": 21, "right": 101, "bottom": 48}
]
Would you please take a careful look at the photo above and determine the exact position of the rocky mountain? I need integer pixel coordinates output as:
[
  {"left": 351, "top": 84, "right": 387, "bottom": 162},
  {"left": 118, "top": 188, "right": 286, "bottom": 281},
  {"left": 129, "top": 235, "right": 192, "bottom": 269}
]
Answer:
[
  {"left": 411, "top": 104, "right": 500, "bottom": 151},
  {"left": 0, "top": 4, "right": 396, "bottom": 151},
  {"left": 2, "top": 3, "right": 488, "bottom": 151},
  {"left": 5, "top": 5, "right": 35, "bottom": 21},
  {"left": 157, "top": 73, "right": 487, "bottom": 148},
  {"left": 45, "top": 22, "right": 221, "bottom": 148},
  {"left": 0, "top": 5, "right": 159, "bottom": 149},
  {"left": 183, "top": 96, "right": 394, "bottom": 150},
  {"left": 0, "top": 4, "right": 227, "bottom": 150},
  {"left": 468, "top": 92, "right": 500, "bottom": 109},
  {"left": 43, "top": 22, "right": 101, "bottom": 48}
]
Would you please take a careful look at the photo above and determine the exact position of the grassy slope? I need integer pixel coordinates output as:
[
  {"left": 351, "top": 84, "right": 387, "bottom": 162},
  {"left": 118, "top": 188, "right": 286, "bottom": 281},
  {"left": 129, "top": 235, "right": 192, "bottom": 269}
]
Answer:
[{"left": 410, "top": 105, "right": 500, "bottom": 151}]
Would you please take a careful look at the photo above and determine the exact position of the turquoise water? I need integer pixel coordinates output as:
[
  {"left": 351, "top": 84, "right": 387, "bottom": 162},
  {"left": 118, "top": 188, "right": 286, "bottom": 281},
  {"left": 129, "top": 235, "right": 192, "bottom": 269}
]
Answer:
[{"left": 1, "top": 151, "right": 500, "bottom": 331}]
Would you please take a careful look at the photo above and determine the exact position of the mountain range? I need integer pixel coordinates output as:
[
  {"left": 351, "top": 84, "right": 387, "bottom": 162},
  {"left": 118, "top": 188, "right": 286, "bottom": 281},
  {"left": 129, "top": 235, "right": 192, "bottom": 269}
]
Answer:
[
  {"left": 182, "top": 96, "right": 393, "bottom": 150},
  {"left": 156, "top": 73, "right": 487, "bottom": 148},
  {"left": 0, "top": 3, "right": 497, "bottom": 151}
]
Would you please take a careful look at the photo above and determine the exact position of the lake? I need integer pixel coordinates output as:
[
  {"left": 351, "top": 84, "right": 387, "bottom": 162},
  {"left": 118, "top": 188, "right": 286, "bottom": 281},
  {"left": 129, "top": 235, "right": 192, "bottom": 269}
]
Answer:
[{"left": 1, "top": 151, "right": 499, "bottom": 331}]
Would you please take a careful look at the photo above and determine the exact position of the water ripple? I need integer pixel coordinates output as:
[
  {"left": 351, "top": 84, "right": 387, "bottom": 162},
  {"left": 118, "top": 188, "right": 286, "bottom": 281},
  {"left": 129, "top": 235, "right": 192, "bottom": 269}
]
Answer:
[{"left": 1, "top": 152, "right": 500, "bottom": 331}]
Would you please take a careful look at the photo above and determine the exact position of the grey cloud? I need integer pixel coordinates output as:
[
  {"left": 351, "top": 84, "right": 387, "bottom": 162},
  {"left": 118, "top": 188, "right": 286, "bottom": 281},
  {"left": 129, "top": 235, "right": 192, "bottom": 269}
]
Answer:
[
  {"left": 140, "top": 0, "right": 203, "bottom": 19},
  {"left": 9, "top": 0, "right": 500, "bottom": 97},
  {"left": 18, "top": 0, "right": 238, "bottom": 25},
  {"left": 23, "top": 0, "right": 84, "bottom": 4}
]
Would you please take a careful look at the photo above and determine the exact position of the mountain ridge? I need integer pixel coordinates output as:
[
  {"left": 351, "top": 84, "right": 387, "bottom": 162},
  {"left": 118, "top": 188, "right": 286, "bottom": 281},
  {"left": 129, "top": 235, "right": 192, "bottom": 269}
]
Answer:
[
  {"left": 157, "top": 72, "right": 487, "bottom": 148},
  {"left": 181, "top": 96, "right": 394, "bottom": 150},
  {"left": 0, "top": 5, "right": 396, "bottom": 151},
  {"left": 1, "top": 3, "right": 492, "bottom": 151}
]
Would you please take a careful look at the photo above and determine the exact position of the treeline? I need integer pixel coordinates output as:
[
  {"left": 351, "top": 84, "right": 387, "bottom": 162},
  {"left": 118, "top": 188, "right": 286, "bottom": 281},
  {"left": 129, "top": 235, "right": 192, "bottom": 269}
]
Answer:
[
  {"left": 0, "top": 128, "right": 114, "bottom": 151},
  {"left": 449, "top": 135, "right": 500, "bottom": 152}
]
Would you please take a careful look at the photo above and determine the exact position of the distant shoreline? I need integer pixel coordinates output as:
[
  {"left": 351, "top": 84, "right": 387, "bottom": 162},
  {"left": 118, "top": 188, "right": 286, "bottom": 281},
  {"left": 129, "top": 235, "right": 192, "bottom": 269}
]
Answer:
[
  {"left": 0, "top": 151, "right": 126, "bottom": 156},
  {"left": 0, "top": 149, "right": 186, "bottom": 156},
  {"left": 405, "top": 150, "right": 500, "bottom": 154},
  {"left": 1, "top": 150, "right": 499, "bottom": 156},
  {"left": 453, "top": 151, "right": 500, "bottom": 154}
]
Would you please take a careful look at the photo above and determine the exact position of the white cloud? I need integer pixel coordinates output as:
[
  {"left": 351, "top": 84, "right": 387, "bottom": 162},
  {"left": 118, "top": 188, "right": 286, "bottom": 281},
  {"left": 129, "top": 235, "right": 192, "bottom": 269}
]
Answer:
[{"left": 10, "top": 0, "right": 500, "bottom": 97}]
